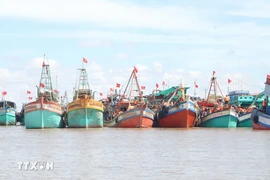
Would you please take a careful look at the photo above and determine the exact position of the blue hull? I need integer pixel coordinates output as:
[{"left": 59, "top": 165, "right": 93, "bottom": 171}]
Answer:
[
  {"left": 0, "top": 110, "right": 16, "bottom": 125},
  {"left": 25, "top": 109, "right": 64, "bottom": 129},
  {"left": 67, "top": 108, "right": 103, "bottom": 128}
]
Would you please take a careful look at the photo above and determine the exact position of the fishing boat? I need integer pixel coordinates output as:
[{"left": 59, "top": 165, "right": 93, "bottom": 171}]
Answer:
[
  {"left": 104, "top": 67, "right": 155, "bottom": 128},
  {"left": 250, "top": 75, "right": 270, "bottom": 130},
  {"left": 0, "top": 92, "right": 16, "bottom": 125},
  {"left": 66, "top": 66, "right": 104, "bottom": 128},
  {"left": 198, "top": 73, "right": 238, "bottom": 128},
  {"left": 228, "top": 90, "right": 263, "bottom": 127},
  {"left": 155, "top": 80, "right": 199, "bottom": 128},
  {"left": 24, "top": 55, "right": 64, "bottom": 129}
]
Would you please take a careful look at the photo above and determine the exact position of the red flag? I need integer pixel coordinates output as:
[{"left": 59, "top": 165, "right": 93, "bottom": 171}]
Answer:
[
  {"left": 42, "top": 61, "right": 45, "bottom": 67},
  {"left": 83, "top": 58, "right": 88, "bottom": 63},
  {"left": 156, "top": 83, "right": 159, "bottom": 88},
  {"left": 40, "top": 83, "right": 45, "bottom": 88},
  {"left": 228, "top": 79, "right": 232, "bottom": 84},
  {"left": 100, "top": 93, "right": 103, "bottom": 96},
  {"left": 2, "top": 91, "right": 7, "bottom": 96},
  {"left": 133, "top": 66, "right": 138, "bottom": 73},
  {"left": 162, "top": 81, "right": 165, "bottom": 86},
  {"left": 267, "top": 74, "right": 270, "bottom": 84},
  {"left": 28, "top": 97, "right": 33, "bottom": 100},
  {"left": 27, "top": 90, "right": 31, "bottom": 94},
  {"left": 213, "top": 70, "right": 216, "bottom": 76},
  {"left": 141, "top": 86, "right": 146, "bottom": 90},
  {"left": 116, "top": 83, "right": 121, "bottom": 88},
  {"left": 194, "top": 82, "right": 198, "bottom": 88}
]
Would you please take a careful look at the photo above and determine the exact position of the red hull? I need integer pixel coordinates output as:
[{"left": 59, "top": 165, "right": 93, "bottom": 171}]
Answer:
[
  {"left": 252, "top": 121, "right": 270, "bottom": 130},
  {"left": 158, "top": 109, "right": 196, "bottom": 128},
  {"left": 115, "top": 116, "right": 153, "bottom": 128}
]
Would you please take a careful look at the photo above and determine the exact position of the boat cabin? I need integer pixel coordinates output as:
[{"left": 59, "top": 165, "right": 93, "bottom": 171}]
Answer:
[
  {"left": 228, "top": 90, "right": 264, "bottom": 107},
  {"left": 0, "top": 101, "right": 16, "bottom": 109},
  {"left": 73, "top": 89, "right": 93, "bottom": 100}
]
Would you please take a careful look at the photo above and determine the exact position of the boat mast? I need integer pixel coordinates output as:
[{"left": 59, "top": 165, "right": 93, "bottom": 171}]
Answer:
[
  {"left": 123, "top": 70, "right": 135, "bottom": 99},
  {"left": 132, "top": 69, "right": 144, "bottom": 127},
  {"left": 76, "top": 67, "right": 91, "bottom": 99},
  {"left": 206, "top": 73, "right": 224, "bottom": 101},
  {"left": 39, "top": 54, "right": 54, "bottom": 101}
]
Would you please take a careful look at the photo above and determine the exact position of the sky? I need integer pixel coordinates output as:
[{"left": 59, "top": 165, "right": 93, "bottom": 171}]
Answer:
[{"left": 1, "top": 0, "right": 270, "bottom": 110}]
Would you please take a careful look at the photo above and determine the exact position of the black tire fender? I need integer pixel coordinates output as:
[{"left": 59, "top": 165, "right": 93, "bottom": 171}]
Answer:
[{"left": 253, "top": 115, "right": 259, "bottom": 124}]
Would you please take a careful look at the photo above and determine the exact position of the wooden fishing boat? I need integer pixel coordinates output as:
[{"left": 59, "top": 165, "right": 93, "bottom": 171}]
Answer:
[
  {"left": 24, "top": 55, "right": 64, "bottom": 129},
  {"left": 154, "top": 80, "right": 200, "bottom": 128},
  {"left": 0, "top": 95, "right": 16, "bottom": 125},
  {"left": 198, "top": 72, "right": 238, "bottom": 128},
  {"left": 228, "top": 90, "right": 264, "bottom": 127},
  {"left": 66, "top": 61, "right": 104, "bottom": 128},
  {"left": 250, "top": 75, "right": 270, "bottom": 130},
  {"left": 104, "top": 67, "right": 154, "bottom": 128}
]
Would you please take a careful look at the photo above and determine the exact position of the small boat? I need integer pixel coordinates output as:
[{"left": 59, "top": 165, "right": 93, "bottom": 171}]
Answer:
[
  {"left": 104, "top": 67, "right": 155, "bottom": 128},
  {"left": 250, "top": 75, "right": 270, "bottom": 130},
  {"left": 155, "top": 80, "right": 200, "bottom": 128},
  {"left": 198, "top": 72, "right": 238, "bottom": 128},
  {"left": 0, "top": 97, "right": 16, "bottom": 125},
  {"left": 24, "top": 55, "right": 64, "bottom": 129},
  {"left": 66, "top": 65, "right": 104, "bottom": 128}
]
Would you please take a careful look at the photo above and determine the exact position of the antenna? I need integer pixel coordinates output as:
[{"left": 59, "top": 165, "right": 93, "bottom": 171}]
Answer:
[{"left": 56, "top": 75, "right": 58, "bottom": 90}]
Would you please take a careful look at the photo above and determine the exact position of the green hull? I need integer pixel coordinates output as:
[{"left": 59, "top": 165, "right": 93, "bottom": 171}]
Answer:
[
  {"left": 199, "top": 110, "right": 238, "bottom": 128},
  {"left": 67, "top": 108, "right": 103, "bottom": 128},
  {"left": 0, "top": 111, "right": 16, "bottom": 125},
  {"left": 25, "top": 109, "right": 64, "bottom": 129},
  {"left": 237, "top": 113, "right": 252, "bottom": 127}
]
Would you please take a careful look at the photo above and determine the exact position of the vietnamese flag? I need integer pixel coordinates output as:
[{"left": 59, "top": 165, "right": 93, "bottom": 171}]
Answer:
[
  {"left": 40, "top": 83, "right": 45, "bottom": 88},
  {"left": 156, "top": 83, "right": 159, "bottom": 88},
  {"left": 141, "top": 86, "right": 146, "bottom": 90},
  {"left": 100, "top": 93, "right": 103, "bottom": 96},
  {"left": 133, "top": 66, "right": 138, "bottom": 73},
  {"left": 194, "top": 82, "right": 198, "bottom": 88},
  {"left": 83, "top": 58, "right": 88, "bottom": 63},
  {"left": 116, "top": 83, "right": 121, "bottom": 88},
  {"left": 228, "top": 79, "right": 232, "bottom": 84},
  {"left": 27, "top": 90, "right": 31, "bottom": 94},
  {"left": 2, "top": 91, "right": 7, "bottom": 96},
  {"left": 162, "top": 81, "right": 165, "bottom": 86}
]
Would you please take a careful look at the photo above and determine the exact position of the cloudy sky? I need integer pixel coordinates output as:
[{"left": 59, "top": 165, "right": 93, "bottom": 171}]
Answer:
[{"left": 0, "top": 0, "right": 269, "bottom": 110}]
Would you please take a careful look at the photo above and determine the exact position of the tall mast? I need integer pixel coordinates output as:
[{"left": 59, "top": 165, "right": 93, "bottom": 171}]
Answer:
[
  {"left": 39, "top": 54, "right": 55, "bottom": 101},
  {"left": 61, "top": 91, "right": 69, "bottom": 107},
  {"left": 75, "top": 67, "right": 92, "bottom": 100}
]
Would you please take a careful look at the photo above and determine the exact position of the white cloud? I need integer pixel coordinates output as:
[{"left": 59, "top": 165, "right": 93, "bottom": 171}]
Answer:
[
  {"left": 79, "top": 38, "right": 111, "bottom": 48},
  {"left": 116, "top": 52, "right": 128, "bottom": 59},
  {"left": 0, "top": 0, "right": 210, "bottom": 31},
  {"left": 153, "top": 62, "right": 163, "bottom": 73},
  {"left": 1, "top": 0, "right": 270, "bottom": 110},
  {"left": 226, "top": 0, "right": 270, "bottom": 18}
]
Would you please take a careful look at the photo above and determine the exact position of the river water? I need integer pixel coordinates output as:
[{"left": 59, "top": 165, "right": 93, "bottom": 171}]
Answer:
[{"left": 0, "top": 126, "right": 270, "bottom": 180}]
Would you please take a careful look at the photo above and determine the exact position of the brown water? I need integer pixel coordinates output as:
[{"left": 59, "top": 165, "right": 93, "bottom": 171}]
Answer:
[{"left": 0, "top": 126, "right": 270, "bottom": 180}]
